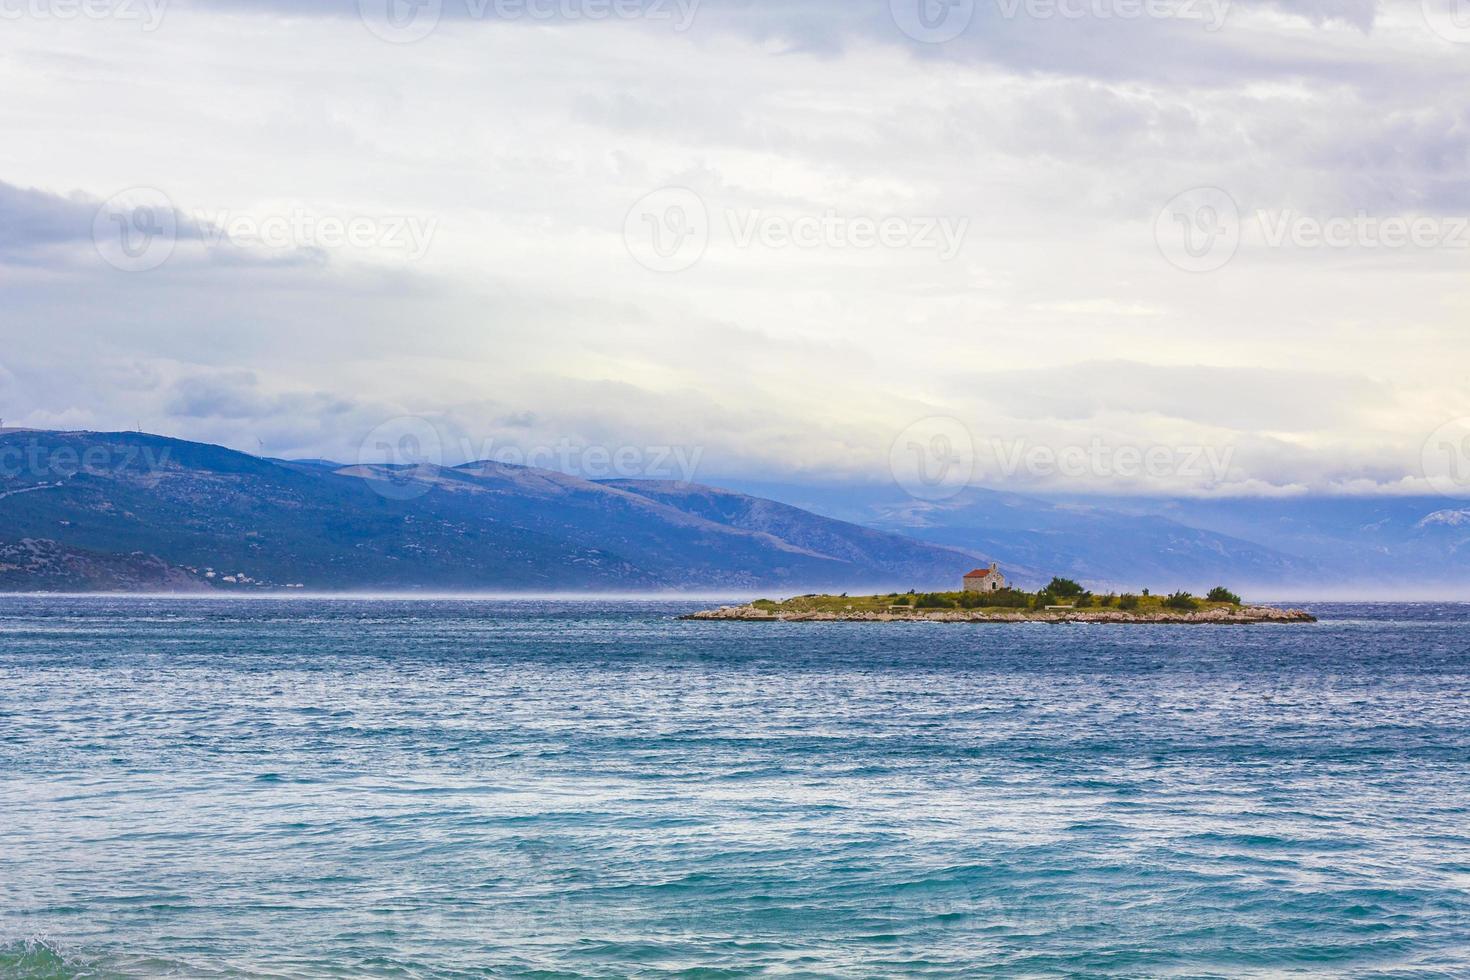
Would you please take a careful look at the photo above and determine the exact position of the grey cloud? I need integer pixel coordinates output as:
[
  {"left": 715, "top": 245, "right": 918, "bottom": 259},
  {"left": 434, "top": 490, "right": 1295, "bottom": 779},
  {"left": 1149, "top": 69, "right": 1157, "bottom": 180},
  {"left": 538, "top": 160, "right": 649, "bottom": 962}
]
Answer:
[
  {"left": 1264, "top": 0, "right": 1376, "bottom": 29},
  {"left": 5, "top": 4, "right": 1465, "bottom": 498},
  {"left": 959, "top": 361, "right": 1389, "bottom": 432},
  {"left": 0, "top": 182, "right": 97, "bottom": 254},
  {"left": 192, "top": 0, "right": 1390, "bottom": 85},
  {"left": 0, "top": 179, "right": 344, "bottom": 272},
  {"left": 168, "top": 372, "right": 271, "bottom": 419}
]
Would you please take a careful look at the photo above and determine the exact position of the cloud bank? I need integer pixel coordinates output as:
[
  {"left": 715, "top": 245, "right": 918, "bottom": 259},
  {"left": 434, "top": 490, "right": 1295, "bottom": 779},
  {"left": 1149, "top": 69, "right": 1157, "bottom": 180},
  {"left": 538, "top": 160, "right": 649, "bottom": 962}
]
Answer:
[{"left": 1, "top": 0, "right": 1468, "bottom": 496}]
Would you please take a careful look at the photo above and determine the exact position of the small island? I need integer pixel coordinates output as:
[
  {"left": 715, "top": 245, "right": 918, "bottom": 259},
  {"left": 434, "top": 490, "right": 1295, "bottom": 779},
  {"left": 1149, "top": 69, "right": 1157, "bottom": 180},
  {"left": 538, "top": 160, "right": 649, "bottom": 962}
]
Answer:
[{"left": 685, "top": 572, "right": 1316, "bottom": 625}]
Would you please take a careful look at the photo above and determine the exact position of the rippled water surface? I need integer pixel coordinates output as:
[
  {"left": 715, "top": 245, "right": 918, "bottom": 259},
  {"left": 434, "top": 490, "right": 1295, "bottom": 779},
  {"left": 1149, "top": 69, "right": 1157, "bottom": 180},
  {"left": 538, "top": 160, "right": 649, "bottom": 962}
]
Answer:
[{"left": 2, "top": 597, "right": 1469, "bottom": 978}]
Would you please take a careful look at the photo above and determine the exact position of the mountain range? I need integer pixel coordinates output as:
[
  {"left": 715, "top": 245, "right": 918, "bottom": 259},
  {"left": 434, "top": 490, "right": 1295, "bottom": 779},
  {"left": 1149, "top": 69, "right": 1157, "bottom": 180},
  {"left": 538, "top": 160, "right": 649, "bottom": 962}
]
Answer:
[
  {"left": 2, "top": 430, "right": 1467, "bottom": 595},
  {"left": 715, "top": 481, "right": 1470, "bottom": 597},
  {"left": 0, "top": 430, "right": 981, "bottom": 593}
]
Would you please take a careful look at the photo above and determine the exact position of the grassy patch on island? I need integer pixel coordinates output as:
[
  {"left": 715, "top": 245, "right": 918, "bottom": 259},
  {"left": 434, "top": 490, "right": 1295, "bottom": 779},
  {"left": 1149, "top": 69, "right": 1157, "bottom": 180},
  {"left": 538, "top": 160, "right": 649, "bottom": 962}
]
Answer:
[{"left": 749, "top": 584, "right": 1244, "bottom": 617}]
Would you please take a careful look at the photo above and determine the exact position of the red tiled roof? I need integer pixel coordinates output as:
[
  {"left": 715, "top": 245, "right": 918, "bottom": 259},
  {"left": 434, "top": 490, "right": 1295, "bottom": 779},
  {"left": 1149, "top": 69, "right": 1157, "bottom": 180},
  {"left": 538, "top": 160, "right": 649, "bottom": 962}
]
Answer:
[{"left": 964, "top": 568, "right": 993, "bottom": 578}]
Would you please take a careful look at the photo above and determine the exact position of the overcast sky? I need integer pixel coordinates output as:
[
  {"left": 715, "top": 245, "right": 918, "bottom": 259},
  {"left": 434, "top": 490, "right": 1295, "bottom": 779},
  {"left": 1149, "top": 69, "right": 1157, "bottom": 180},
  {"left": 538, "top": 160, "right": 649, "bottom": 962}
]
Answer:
[{"left": 2, "top": 0, "right": 1469, "bottom": 496}]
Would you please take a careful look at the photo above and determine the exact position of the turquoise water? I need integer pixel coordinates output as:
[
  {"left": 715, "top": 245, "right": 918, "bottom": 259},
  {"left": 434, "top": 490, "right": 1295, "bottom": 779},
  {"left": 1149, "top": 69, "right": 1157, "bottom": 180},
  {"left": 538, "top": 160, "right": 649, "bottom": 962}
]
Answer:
[{"left": 2, "top": 598, "right": 1468, "bottom": 978}]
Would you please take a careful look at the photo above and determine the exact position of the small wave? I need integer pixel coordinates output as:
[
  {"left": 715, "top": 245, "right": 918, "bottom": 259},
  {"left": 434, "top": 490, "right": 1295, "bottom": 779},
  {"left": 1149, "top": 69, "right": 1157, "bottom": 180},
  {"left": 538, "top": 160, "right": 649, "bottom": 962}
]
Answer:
[
  {"left": 0, "top": 938, "right": 73, "bottom": 980},
  {"left": 1181, "top": 831, "right": 1366, "bottom": 852}
]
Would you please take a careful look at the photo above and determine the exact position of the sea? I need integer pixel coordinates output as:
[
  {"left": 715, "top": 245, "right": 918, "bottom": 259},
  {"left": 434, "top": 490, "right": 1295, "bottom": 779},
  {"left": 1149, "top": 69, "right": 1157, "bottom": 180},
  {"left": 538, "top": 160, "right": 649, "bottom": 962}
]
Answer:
[{"left": 1, "top": 597, "right": 1468, "bottom": 978}]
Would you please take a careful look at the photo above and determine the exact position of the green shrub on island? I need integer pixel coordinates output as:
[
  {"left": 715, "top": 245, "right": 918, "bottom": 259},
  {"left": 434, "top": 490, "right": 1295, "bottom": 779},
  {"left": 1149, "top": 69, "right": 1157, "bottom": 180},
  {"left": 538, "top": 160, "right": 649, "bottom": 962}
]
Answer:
[
  {"left": 737, "top": 582, "right": 1245, "bottom": 618},
  {"left": 1045, "top": 577, "right": 1085, "bottom": 598},
  {"left": 696, "top": 589, "right": 1315, "bottom": 623},
  {"left": 958, "top": 588, "right": 1030, "bottom": 609}
]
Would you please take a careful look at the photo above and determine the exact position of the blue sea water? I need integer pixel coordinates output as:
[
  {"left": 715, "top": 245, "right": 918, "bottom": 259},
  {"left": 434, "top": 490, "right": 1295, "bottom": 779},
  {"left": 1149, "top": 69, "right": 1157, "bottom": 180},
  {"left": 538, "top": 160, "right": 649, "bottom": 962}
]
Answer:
[{"left": 1, "top": 598, "right": 1468, "bottom": 978}]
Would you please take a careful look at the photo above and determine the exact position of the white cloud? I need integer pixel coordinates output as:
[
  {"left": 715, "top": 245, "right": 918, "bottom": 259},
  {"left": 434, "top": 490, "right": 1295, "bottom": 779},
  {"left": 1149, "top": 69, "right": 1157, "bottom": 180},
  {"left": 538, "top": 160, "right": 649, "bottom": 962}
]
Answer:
[{"left": 1, "top": 2, "right": 1467, "bottom": 495}]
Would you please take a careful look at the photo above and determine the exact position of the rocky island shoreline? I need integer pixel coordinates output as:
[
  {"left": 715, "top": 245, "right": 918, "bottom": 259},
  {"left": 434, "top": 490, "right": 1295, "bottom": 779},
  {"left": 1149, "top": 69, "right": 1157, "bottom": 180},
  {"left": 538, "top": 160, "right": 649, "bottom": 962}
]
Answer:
[
  {"left": 683, "top": 604, "right": 1317, "bottom": 624},
  {"left": 684, "top": 574, "right": 1317, "bottom": 625},
  {"left": 685, "top": 570, "right": 1323, "bottom": 625}
]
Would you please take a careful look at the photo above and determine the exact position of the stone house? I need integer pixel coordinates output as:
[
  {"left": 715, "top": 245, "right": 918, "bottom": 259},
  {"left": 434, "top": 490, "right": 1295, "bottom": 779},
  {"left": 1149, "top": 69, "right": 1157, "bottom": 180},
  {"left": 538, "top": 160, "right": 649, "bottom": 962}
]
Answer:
[{"left": 963, "top": 563, "right": 1006, "bottom": 593}]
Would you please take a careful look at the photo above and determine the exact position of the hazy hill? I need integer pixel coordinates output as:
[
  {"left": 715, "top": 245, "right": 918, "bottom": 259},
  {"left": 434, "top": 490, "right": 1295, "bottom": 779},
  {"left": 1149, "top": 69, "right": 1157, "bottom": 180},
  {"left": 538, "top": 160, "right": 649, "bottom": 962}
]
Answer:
[
  {"left": 713, "top": 481, "right": 1321, "bottom": 594},
  {"left": 0, "top": 430, "right": 981, "bottom": 593},
  {"left": 9, "top": 429, "right": 1446, "bottom": 596}
]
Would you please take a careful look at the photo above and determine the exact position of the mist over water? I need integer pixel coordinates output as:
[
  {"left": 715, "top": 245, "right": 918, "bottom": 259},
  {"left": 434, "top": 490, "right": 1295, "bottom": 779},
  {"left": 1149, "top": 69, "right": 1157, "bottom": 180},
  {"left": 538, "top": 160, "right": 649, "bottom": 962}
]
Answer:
[{"left": 2, "top": 598, "right": 1468, "bottom": 977}]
